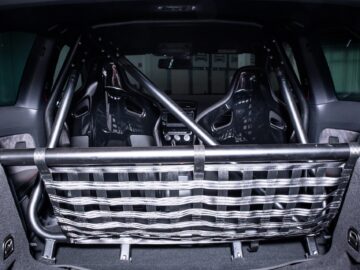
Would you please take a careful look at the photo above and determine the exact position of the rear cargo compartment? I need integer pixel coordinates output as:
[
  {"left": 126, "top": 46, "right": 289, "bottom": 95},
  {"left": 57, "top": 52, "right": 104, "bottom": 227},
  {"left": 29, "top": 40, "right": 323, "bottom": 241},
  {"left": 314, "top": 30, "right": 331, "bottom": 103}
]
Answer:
[{"left": 1, "top": 8, "right": 360, "bottom": 269}]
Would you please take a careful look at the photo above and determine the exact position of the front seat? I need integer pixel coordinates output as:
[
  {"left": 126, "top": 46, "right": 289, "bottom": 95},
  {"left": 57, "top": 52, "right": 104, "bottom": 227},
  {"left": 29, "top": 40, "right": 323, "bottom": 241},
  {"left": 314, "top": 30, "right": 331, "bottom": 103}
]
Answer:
[
  {"left": 196, "top": 66, "right": 288, "bottom": 144},
  {"left": 91, "top": 63, "right": 159, "bottom": 147}
]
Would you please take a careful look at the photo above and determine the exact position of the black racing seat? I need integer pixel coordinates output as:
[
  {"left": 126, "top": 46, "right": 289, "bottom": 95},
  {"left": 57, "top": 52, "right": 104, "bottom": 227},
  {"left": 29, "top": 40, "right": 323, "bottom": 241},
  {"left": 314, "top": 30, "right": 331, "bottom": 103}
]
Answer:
[
  {"left": 70, "top": 63, "right": 159, "bottom": 147},
  {"left": 92, "top": 64, "right": 158, "bottom": 146},
  {"left": 196, "top": 66, "right": 289, "bottom": 144},
  {"left": 92, "top": 85, "right": 159, "bottom": 147}
]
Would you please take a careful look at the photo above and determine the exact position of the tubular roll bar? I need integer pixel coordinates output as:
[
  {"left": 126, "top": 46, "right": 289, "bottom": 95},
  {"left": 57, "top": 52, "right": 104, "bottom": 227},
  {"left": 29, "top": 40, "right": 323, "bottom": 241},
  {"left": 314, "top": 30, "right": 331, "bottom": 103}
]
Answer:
[
  {"left": 27, "top": 69, "right": 79, "bottom": 243},
  {"left": 0, "top": 144, "right": 351, "bottom": 166},
  {"left": 48, "top": 70, "right": 79, "bottom": 148},
  {"left": 274, "top": 40, "right": 309, "bottom": 132},
  {"left": 277, "top": 69, "right": 308, "bottom": 144},
  {"left": 45, "top": 37, "right": 81, "bottom": 139}
]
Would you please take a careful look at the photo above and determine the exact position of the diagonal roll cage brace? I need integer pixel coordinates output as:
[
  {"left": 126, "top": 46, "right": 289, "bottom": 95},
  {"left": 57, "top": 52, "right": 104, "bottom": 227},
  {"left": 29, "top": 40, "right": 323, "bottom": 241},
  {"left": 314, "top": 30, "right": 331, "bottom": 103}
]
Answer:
[{"left": 117, "top": 56, "right": 219, "bottom": 146}]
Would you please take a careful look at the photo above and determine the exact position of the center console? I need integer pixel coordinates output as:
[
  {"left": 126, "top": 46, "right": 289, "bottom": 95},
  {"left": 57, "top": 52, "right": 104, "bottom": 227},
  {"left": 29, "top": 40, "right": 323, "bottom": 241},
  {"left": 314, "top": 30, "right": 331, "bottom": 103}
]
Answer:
[{"left": 160, "top": 101, "right": 197, "bottom": 146}]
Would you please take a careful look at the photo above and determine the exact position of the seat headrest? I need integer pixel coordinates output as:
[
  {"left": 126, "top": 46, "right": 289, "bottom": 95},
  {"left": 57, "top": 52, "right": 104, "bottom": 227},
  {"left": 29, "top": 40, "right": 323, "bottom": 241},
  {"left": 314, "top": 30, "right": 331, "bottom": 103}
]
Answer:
[{"left": 230, "top": 66, "right": 261, "bottom": 92}]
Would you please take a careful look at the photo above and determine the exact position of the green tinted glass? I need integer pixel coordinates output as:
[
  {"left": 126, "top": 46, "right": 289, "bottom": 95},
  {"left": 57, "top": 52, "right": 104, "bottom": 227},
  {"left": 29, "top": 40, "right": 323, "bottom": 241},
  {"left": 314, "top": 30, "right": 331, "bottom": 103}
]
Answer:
[
  {"left": 0, "top": 32, "right": 35, "bottom": 106},
  {"left": 322, "top": 41, "right": 360, "bottom": 101}
]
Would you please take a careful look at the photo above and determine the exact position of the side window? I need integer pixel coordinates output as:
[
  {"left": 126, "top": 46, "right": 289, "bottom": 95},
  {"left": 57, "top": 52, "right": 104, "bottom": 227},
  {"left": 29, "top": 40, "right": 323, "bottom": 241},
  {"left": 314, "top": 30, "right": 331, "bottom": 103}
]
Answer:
[
  {"left": 76, "top": 74, "right": 83, "bottom": 91},
  {"left": 322, "top": 33, "right": 360, "bottom": 101},
  {"left": 53, "top": 45, "right": 70, "bottom": 85},
  {"left": 53, "top": 45, "right": 83, "bottom": 91},
  {"left": 0, "top": 32, "right": 35, "bottom": 106}
]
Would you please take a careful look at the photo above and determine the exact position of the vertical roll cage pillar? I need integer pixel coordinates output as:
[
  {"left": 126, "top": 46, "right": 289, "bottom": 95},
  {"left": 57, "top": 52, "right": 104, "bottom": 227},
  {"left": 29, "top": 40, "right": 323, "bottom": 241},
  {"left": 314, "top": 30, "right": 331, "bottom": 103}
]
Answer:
[{"left": 26, "top": 36, "right": 81, "bottom": 262}]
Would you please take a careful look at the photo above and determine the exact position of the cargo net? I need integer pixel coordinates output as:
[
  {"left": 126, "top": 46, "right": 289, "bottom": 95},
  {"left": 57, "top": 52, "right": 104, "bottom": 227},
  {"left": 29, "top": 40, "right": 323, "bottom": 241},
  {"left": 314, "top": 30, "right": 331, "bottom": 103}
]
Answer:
[{"left": 40, "top": 156, "right": 354, "bottom": 244}]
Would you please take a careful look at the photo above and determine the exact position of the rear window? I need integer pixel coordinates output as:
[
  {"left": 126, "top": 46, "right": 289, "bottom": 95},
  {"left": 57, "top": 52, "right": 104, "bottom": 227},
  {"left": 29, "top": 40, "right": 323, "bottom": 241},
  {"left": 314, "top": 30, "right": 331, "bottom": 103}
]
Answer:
[
  {"left": 321, "top": 30, "right": 360, "bottom": 101},
  {"left": 127, "top": 53, "right": 255, "bottom": 95},
  {"left": 0, "top": 32, "right": 35, "bottom": 106}
]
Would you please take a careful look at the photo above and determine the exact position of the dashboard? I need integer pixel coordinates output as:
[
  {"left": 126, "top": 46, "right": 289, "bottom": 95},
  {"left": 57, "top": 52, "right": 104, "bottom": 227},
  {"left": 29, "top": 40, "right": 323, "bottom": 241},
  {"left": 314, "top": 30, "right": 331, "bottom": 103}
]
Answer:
[{"left": 159, "top": 101, "right": 197, "bottom": 146}]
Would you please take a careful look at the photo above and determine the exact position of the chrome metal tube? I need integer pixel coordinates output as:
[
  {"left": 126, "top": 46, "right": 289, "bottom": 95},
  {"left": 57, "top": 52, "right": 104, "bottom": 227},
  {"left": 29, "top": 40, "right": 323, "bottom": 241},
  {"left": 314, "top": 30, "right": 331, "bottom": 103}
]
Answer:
[
  {"left": 153, "top": 116, "right": 162, "bottom": 147},
  {"left": 47, "top": 70, "right": 79, "bottom": 148},
  {"left": 28, "top": 69, "right": 78, "bottom": 242},
  {"left": 118, "top": 56, "right": 218, "bottom": 146},
  {"left": 277, "top": 69, "right": 308, "bottom": 144},
  {"left": 45, "top": 37, "right": 81, "bottom": 139},
  {"left": 28, "top": 181, "right": 67, "bottom": 241},
  {"left": 292, "top": 81, "right": 309, "bottom": 133},
  {"left": 274, "top": 41, "right": 309, "bottom": 132},
  {"left": 0, "top": 144, "right": 350, "bottom": 166}
]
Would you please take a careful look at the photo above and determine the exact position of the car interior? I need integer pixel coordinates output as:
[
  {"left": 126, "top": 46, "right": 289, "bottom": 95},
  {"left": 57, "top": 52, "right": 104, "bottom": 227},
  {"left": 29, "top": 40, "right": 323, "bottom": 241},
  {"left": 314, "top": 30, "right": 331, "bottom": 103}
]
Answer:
[{"left": 1, "top": 1, "right": 360, "bottom": 270}]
